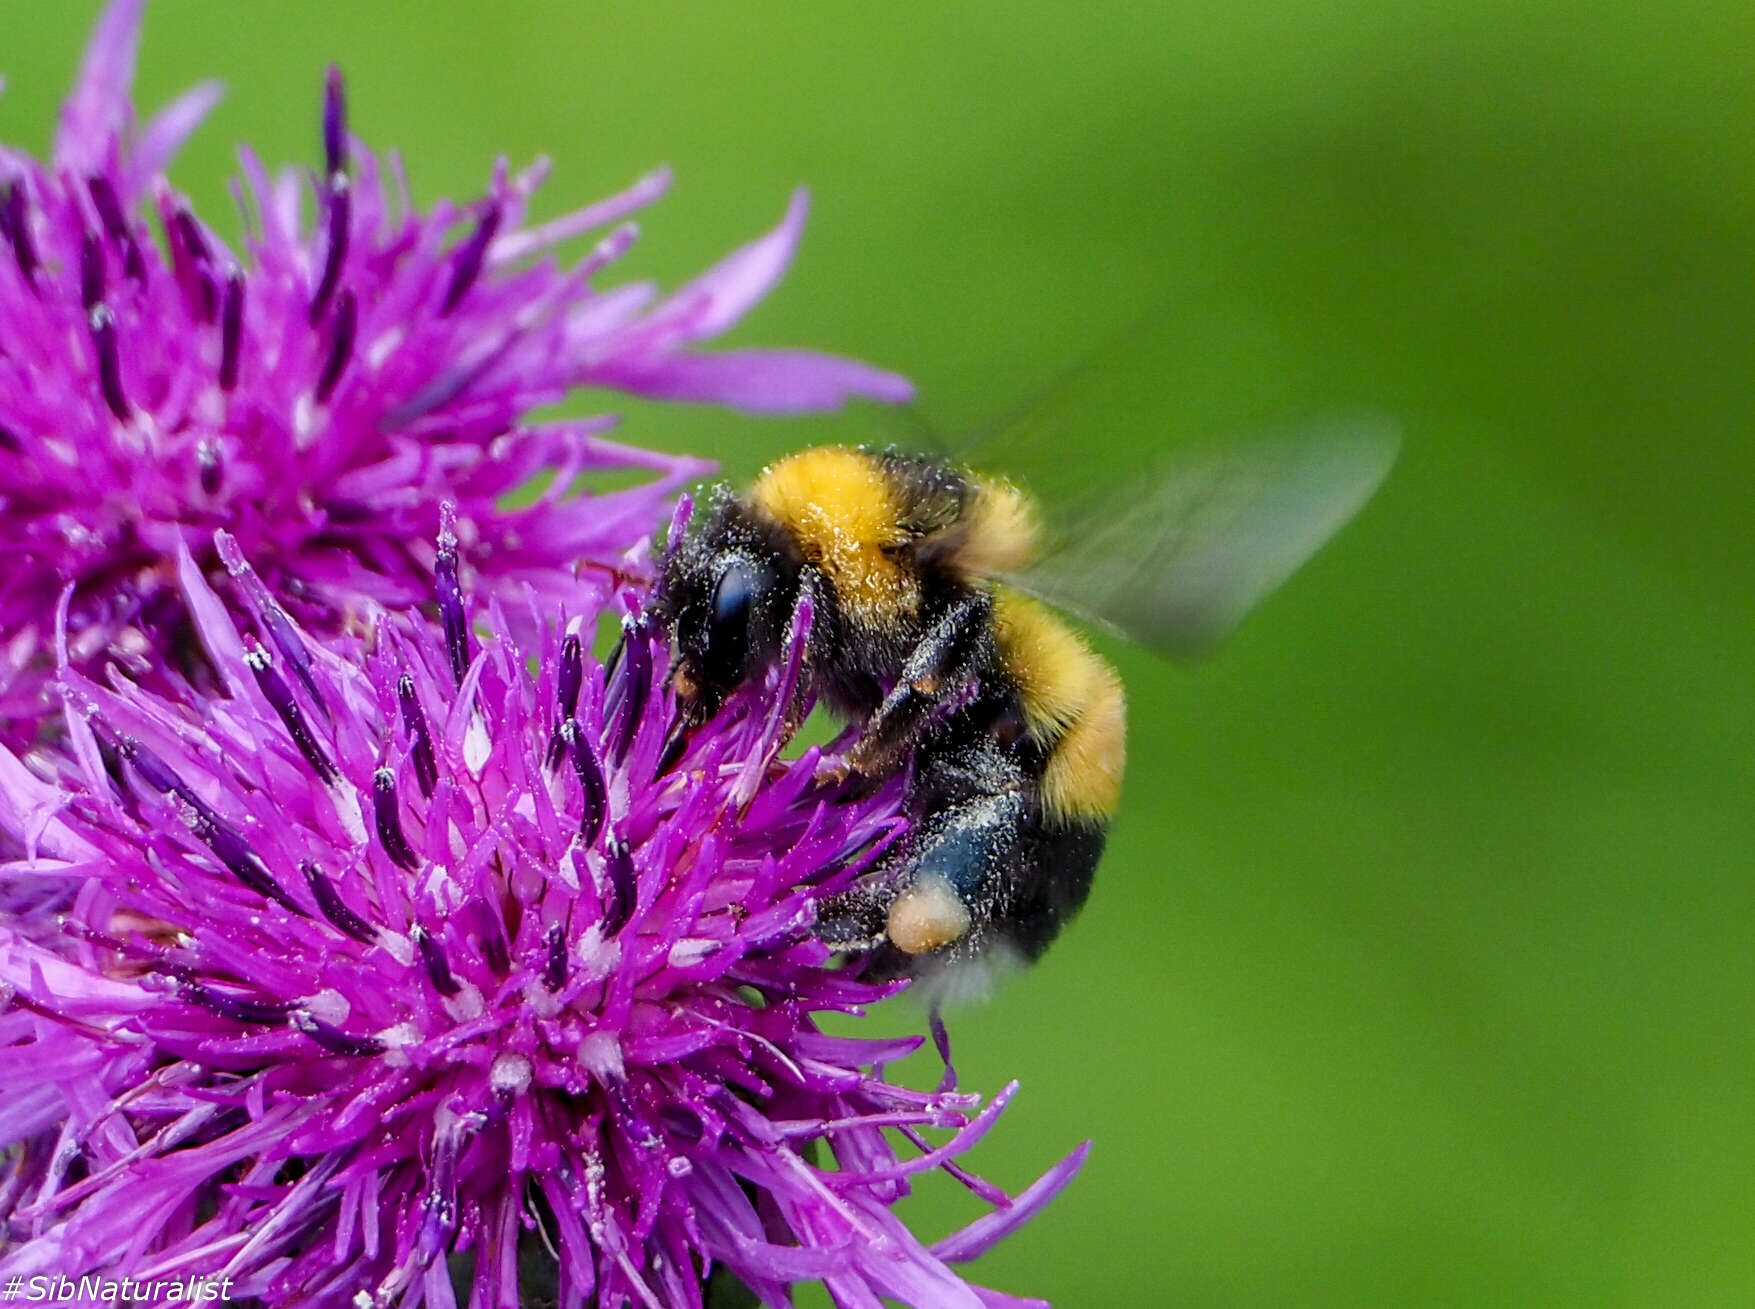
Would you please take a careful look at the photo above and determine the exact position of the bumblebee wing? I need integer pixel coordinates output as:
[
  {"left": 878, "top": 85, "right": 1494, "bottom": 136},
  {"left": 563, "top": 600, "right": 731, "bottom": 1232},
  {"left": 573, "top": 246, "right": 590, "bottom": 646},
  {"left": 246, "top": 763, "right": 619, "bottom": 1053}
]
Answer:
[
  {"left": 870, "top": 312, "right": 1396, "bottom": 657},
  {"left": 999, "top": 421, "right": 1399, "bottom": 661}
]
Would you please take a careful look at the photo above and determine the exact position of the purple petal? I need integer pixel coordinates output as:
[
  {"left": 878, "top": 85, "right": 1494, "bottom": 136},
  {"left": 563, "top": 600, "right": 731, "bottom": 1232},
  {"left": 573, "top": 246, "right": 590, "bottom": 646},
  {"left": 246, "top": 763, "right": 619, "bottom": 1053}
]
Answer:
[
  {"left": 974, "top": 1292, "right": 1053, "bottom": 1309},
  {"left": 488, "top": 165, "right": 672, "bottom": 267},
  {"left": 0, "top": 743, "right": 79, "bottom": 861},
  {"left": 55, "top": 0, "right": 144, "bottom": 173},
  {"left": 126, "top": 80, "right": 224, "bottom": 195},
  {"left": 633, "top": 188, "right": 810, "bottom": 349},
  {"left": 175, "top": 538, "right": 249, "bottom": 697},
  {"left": 931, "top": 1141, "right": 1092, "bottom": 1264},
  {"left": 590, "top": 347, "right": 915, "bottom": 412}
]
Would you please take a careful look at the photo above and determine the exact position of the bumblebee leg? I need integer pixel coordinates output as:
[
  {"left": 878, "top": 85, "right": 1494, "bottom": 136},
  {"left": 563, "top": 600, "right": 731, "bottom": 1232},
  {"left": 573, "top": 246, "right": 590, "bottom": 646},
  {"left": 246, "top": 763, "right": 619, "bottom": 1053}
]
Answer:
[
  {"left": 816, "top": 738, "right": 1020, "bottom": 956},
  {"left": 813, "top": 880, "right": 892, "bottom": 951},
  {"left": 890, "top": 735, "right": 1105, "bottom": 965},
  {"left": 885, "top": 785, "right": 1025, "bottom": 954},
  {"left": 886, "top": 801, "right": 1105, "bottom": 965},
  {"left": 849, "top": 591, "right": 994, "bottom": 773},
  {"left": 824, "top": 712, "right": 1103, "bottom": 969},
  {"left": 815, "top": 787, "right": 1021, "bottom": 960}
]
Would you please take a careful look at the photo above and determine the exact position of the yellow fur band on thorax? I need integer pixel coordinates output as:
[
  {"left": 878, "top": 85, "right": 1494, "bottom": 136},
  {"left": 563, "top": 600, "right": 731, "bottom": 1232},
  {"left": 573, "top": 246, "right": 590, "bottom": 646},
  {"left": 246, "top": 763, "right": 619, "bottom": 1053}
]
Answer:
[
  {"left": 951, "top": 476, "right": 1041, "bottom": 579},
  {"left": 751, "top": 447, "right": 919, "bottom": 624}
]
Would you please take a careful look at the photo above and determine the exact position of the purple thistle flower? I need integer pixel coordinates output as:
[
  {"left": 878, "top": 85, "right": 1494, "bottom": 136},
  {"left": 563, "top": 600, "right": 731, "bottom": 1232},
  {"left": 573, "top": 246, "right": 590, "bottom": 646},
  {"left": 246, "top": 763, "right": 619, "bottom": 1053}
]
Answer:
[
  {"left": 0, "top": 520, "right": 1085, "bottom": 1308},
  {"left": 0, "top": 0, "right": 911, "bottom": 743}
]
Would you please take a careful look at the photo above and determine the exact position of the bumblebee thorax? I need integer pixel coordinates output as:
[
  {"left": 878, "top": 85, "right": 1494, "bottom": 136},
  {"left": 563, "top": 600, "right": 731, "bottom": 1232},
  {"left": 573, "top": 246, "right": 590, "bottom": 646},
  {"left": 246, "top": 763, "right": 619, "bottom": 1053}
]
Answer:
[{"left": 750, "top": 446, "right": 921, "bottom": 624}]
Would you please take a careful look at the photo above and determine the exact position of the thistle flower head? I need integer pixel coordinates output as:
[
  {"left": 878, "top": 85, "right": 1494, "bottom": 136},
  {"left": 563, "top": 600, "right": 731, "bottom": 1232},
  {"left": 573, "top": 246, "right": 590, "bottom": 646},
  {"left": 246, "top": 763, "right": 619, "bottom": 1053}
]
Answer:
[
  {"left": 0, "top": 0, "right": 910, "bottom": 742},
  {"left": 0, "top": 515, "right": 1084, "bottom": 1307}
]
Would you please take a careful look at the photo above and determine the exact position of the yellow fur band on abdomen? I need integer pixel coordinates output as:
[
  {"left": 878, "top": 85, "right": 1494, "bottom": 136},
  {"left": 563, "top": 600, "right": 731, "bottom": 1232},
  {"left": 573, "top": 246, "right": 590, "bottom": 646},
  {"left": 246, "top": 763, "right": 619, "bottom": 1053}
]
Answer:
[{"left": 992, "top": 590, "right": 1127, "bottom": 822}]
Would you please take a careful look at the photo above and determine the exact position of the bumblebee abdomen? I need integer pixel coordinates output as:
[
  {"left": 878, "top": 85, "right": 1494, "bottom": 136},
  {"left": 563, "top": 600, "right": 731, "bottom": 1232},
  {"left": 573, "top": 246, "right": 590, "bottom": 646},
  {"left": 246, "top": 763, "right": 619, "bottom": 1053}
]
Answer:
[{"left": 992, "top": 589, "right": 1127, "bottom": 823}]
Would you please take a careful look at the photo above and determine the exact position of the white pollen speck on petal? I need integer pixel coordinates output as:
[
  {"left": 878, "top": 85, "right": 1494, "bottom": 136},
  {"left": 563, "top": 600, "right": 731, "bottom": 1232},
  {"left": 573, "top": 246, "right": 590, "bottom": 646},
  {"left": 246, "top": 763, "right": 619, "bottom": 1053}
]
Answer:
[
  {"left": 667, "top": 937, "right": 717, "bottom": 969},
  {"left": 490, "top": 1051, "right": 533, "bottom": 1097},
  {"left": 574, "top": 925, "right": 621, "bottom": 981},
  {"left": 367, "top": 326, "right": 404, "bottom": 368},
  {"left": 374, "top": 1021, "right": 420, "bottom": 1066},
  {"left": 577, "top": 1029, "right": 624, "bottom": 1083},
  {"left": 303, "top": 988, "right": 350, "bottom": 1024},
  {"left": 330, "top": 782, "right": 367, "bottom": 844},
  {"left": 420, "top": 863, "right": 461, "bottom": 907},
  {"left": 521, "top": 979, "right": 561, "bottom": 1020},
  {"left": 192, "top": 388, "right": 223, "bottom": 427},
  {"left": 293, "top": 393, "right": 315, "bottom": 447},
  {"left": 442, "top": 981, "right": 485, "bottom": 1023},
  {"left": 464, "top": 712, "right": 491, "bottom": 776}
]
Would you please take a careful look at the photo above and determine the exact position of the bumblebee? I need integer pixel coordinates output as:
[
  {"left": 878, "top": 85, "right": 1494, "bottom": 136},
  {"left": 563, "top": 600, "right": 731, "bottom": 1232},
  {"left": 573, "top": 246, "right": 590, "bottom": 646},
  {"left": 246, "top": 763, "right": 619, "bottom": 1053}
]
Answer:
[{"left": 657, "top": 382, "right": 1395, "bottom": 979}]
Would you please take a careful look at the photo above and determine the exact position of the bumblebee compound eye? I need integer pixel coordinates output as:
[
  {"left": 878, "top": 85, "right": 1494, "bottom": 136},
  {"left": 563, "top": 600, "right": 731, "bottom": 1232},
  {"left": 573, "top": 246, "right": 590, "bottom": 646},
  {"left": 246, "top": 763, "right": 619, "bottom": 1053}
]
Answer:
[
  {"left": 709, "top": 550, "right": 786, "bottom": 677},
  {"left": 711, "top": 558, "right": 755, "bottom": 645},
  {"left": 667, "top": 552, "right": 779, "bottom": 719}
]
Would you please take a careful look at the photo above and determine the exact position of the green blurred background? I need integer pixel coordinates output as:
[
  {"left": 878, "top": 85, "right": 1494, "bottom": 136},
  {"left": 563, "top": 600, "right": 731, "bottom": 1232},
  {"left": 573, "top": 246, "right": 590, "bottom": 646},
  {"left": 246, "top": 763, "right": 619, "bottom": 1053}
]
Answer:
[{"left": 6, "top": 1, "right": 1754, "bottom": 1304}]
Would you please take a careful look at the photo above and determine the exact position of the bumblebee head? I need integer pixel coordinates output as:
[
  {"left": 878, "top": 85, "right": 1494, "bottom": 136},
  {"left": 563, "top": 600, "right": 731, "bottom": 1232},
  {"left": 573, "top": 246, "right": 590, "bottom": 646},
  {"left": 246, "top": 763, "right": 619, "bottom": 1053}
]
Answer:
[{"left": 657, "top": 494, "right": 796, "bottom": 724}]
